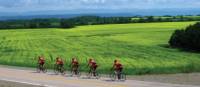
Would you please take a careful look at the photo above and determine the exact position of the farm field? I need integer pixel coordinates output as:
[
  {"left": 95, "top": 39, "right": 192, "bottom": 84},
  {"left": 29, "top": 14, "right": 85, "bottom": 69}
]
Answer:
[{"left": 0, "top": 21, "right": 200, "bottom": 75}]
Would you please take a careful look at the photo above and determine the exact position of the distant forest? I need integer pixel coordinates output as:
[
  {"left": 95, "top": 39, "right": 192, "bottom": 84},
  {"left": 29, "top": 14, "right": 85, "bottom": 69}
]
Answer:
[{"left": 0, "top": 15, "right": 200, "bottom": 29}]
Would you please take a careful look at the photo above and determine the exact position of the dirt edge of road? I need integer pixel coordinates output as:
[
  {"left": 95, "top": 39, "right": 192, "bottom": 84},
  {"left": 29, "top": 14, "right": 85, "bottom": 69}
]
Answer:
[
  {"left": 129, "top": 73, "right": 200, "bottom": 86},
  {"left": 0, "top": 80, "right": 46, "bottom": 87}
]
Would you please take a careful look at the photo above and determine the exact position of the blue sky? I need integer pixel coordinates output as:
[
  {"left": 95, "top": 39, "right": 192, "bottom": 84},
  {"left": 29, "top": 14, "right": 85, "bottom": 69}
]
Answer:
[{"left": 0, "top": 0, "right": 200, "bottom": 12}]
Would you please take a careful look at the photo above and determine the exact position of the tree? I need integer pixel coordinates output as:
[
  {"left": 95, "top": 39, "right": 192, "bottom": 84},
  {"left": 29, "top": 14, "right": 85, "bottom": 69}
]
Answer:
[
  {"left": 169, "top": 22, "right": 200, "bottom": 51},
  {"left": 60, "top": 19, "right": 75, "bottom": 28},
  {"left": 147, "top": 16, "right": 154, "bottom": 22}
]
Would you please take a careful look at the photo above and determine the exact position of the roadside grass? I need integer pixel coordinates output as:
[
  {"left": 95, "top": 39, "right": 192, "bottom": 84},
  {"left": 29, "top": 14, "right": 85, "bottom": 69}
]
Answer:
[{"left": 0, "top": 21, "right": 200, "bottom": 75}]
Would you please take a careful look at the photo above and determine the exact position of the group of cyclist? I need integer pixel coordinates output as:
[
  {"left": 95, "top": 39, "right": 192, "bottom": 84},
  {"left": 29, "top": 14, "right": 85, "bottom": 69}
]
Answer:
[{"left": 38, "top": 56, "right": 123, "bottom": 79}]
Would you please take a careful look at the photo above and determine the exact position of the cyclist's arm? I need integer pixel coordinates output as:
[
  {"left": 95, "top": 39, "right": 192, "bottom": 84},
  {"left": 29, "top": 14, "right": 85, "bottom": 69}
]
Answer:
[
  {"left": 37, "top": 60, "right": 40, "bottom": 64},
  {"left": 111, "top": 64, "right": 115, "bottom": 70},
  {"left": 87, "top": 63, "right": 90, "bottom": 67}
]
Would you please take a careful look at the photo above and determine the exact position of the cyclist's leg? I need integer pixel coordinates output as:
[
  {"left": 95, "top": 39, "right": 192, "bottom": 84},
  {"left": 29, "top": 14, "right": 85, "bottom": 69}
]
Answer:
[
  {"left": 61, "top": 64, "right": 65, "bottom": 73},
  {"left": 71, "top": 66, "right": 75, "bottom": 75},
  {"left": 74, "top": 65, "right": 78, "bottom": 75},
  {"left": 38, "top": 64, "right": 41, "bottom": 71},
  {"left": 70, "top": 65, "right": 73, "bottom": 73},
  {"left": 54, "top": 64, "right": 59, "bottom": 74},
  {"left": 117, "top": 68, "right": 123, "bottom": 79},
  {"left": 89, "top": 67, "right": 92, "bottom": 74},
  {"left": 41, "top": 63, "right": 44, "bottom": 71},
  {"left": 117, "top": 69, "right": 121, "bottom": 80},
  {"left": 39, "top": 64, "right": 43, "bottom": 70},
  {"left": 57, "top": 64, "right": 61, "bottom": 72},
  {"left": 56, "top": 64, "right": 59, "bottom": 69},
  {"left": 60, "top": 64, "right": 63, "bottom": 71},
  {"left": 119, "top": 68, "right": 123, "bottom": 79},
  {"left": 93, "top": 67, "right": 97, "bottom": 76},
  {"left": 120, "top": 68, "right": 123, "bottom": 73}
]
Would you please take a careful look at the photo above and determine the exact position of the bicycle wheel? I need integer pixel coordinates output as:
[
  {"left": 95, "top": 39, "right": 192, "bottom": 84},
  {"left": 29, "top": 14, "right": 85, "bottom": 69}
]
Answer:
[
  {"left": 86, "top": 71, "right": 92, "bottom": 79},
  {"left": 54, "top": 65, "right": 59, "bottom": 75},
  {"left": 72, "top": 69, "right": 81, "bottom": 77},
  {"left": 42, "top": 66, "right": 47, "bottom": 73},
  {"left": 110, "top": 72, "right": 117, "bottom": 81},
  {"left": 36, "top": 65, "right": 41, "bottom": 73},
  {"left": 95, "top": 72, "right": 101, "bottom": 79},
  {"left": 70, "top": 67, "right": 76, "bottom": 77},
  {"left": 70, "top": 70, "right": 74, "bottom": 77},
  {"left": 77, "top": 70, "right": 81, "bottom": 77},
  {"left": 120, "top": 73, "right": 126, "bottom": 81},
  {"left": 60, "top": 67, "right": 66, "bottom": 76}
]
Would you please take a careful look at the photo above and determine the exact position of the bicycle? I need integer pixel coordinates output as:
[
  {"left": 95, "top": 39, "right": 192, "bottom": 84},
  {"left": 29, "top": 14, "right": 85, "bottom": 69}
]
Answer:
[
  {"left": 87, "top": 68, "right": 101, "bottom": 79},
  {"left": 70, "top": 66, "right": 81, "bottom": 77},
  {"left": 109, "top": 69, "right": 126, "bottom": 81},
  {"left": 54, "top": 64, "right": 66, "bottom": 75},
  {"left": 36, "top": 64, "right": 47, "bottom": 73}
]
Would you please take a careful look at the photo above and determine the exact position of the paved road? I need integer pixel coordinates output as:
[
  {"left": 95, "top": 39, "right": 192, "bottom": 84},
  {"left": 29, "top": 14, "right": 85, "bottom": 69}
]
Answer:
[{"left": 0, "top": 66, "right": 199, "bottom": 87}]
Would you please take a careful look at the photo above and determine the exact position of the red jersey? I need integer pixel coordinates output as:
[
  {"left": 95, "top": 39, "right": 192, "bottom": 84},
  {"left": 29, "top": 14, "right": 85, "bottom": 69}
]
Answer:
[
  {"left": 91, "top": 62, "right": 98, "bottom": 68},
  {"left": 56, "top": 60, "right": 63, "bottom": 65},
  {"left": 38, "top": 58, "right": 45, "bottom": 64},
  {"left": 72, "top": 61, "right": 79, "bottom": 65},
  {"left": 115, "top": 63, "right": 123, "bottom": 70}
]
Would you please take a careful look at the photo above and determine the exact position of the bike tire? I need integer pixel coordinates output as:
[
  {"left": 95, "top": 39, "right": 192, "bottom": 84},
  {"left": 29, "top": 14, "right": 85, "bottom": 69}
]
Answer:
[
  {"left": 54, "top": 65, "right": 59, "bottom": 75},
  {"left": 95, "top": 72, "right": 101, "bottom": 79},
  {"left": 42, "top": 66, "right": 47, "bottom": 73},
  {"left": 77, "top": 71, "right": 81, "bottom": 77},
  {"left": 86, "top": 71, "right": 92, "bottom": 79},
  {"left": 110, "top": 72, "right": 117, "bottom": 81},
  {"left": 60, "top": 67, "right": 66, "bottom": 76},
  {"left": 36, "top": 65, "right": 41, "bottom": 73},
  {"left": 70, "top": 70, "right": 74, "bottom": 77},
  {"left": 120, "top": 73, "right": 126, "bottom": 81}
]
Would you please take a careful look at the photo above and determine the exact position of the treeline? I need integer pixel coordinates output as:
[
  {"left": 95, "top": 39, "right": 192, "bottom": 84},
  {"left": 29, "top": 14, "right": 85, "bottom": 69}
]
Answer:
[
  {"left": 0, "top": 16, "right": 132, "bottom": 29},
  {"left": 0, "top": 18, "right": 60, "bottom": 29},
  {"left": 67, "top": 16, "right": 132, "bottom": 25},
  {"left": 169, "top": 22, "right": 200, "bottom": 51},
  {"left": 0, "top": 15, "right": 200, "bottom": 29},
  {"left": 133, "top": 15, "right": 200, "bottom": 23}
]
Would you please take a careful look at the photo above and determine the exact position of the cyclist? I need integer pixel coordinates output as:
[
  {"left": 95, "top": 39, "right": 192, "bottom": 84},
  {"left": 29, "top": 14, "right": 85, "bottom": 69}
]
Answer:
[
  {"left": 70, "top": 58, "right": 79, "bottom": 75},
  {"left": 113, "top": 60, "right": 123, "bottom": 79},
  {"left": 38, "top": 56, "right": 45, "bottom": 69},
  {"left": 91, "top": 59, "right": 98, "bottom": 76},
  {"left": 55, "top": 57, "right": 64, "bottom": 69},
  {"left": 115, "top": 61, "right": 123, "bottom": 73},
  {"left": 87, "top": 58, "right": 93, "bottom": 74}
]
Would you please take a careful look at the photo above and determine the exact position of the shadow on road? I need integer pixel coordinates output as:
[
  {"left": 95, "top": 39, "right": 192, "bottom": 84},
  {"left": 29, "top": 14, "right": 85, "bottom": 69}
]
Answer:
[
  {"left": 30, "top": 71, "right": 40, "bottom": 73},
  {"left": 102, "top": 79, "right": 126, "bottom": 83},
  {"left": 47, "top": 73, "right": 58, "bottom": 75}
]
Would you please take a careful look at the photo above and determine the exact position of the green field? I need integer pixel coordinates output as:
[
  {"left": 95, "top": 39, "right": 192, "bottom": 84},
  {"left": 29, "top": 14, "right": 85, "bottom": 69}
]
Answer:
[{"left": 0, "top": 21, "right": 200, "bottom": 75}]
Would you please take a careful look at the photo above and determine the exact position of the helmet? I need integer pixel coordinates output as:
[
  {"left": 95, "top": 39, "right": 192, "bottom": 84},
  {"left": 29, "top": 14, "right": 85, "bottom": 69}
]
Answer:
[
  {"left": 116, "top": 60, "right": 120, "bottom": 64},
  {"left": 89, "top": 58, "right": 92, "bottom": 62},
  {"left": 114, "top": 59, "right": 117, "bottom": 63}
]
